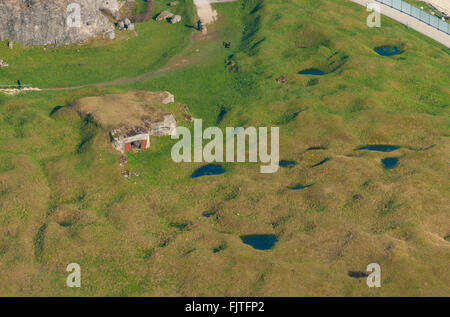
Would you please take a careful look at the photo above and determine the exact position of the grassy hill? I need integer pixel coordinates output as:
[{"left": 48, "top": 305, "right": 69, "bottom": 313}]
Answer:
[
  {"left": 0, "top": 0, "right": 448, "bottom": 296},
  {"left": 0, "top": 1, "right": 195, "bottom": 88}
]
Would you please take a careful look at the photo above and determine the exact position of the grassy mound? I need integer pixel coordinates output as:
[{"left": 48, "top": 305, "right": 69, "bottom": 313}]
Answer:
[
  {"left": 0, "top": 0, "right": 448, "bottom": 296},
  {"left": 70, "top": 91, "right": 174, "bottom": 129}
]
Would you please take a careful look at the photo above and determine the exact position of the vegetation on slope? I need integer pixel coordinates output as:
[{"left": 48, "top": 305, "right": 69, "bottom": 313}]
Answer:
[
  {"left": 0, "top": 0, "right": 448, "bottom": 296},
  {"left": 0, "top": 0, "right": 195, "bottom": 88}
]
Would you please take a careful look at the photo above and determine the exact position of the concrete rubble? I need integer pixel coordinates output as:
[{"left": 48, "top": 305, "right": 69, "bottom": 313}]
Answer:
[{"left": 156, "top": 11, "right": 175, "bottom": 21}]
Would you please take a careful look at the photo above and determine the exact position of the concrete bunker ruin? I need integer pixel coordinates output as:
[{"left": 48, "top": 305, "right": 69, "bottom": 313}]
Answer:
[
  {"left": 71, "top": 90, "right": 180, "bottom": 154},
  {"left": 110, "top": 126, "right": 150, "bottom": 154},
  {"left": 110, "top": 113, "right": 177, "bottom": 154}
]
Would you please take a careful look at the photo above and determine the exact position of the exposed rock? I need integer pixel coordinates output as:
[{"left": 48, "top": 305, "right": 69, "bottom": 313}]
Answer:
[
  {"left": 169, "top": 1, "right": 179, "bottom": 7},
  {"left": 118, "top": 18, "right": 135, "bottom": 31},
  {"left": 162, "top": 92, "right": 175, "bottom": 104},
  {"left": 106, "top": 31, "right": 116, "bottom": 40},
  {"left": 184, "top": 114, "right": 194, "bottom": 122},
  {"left": 156, "top": 10, "right": 175, "bottom": 21},
  {"left": 8, "top": 41, "right": 13, "bottom": 49},
  {"left": 170, "top": 15, "right": 182, "bottom": 24},
  {"left": 0, "top": 0, "right": 124, "bottom": 45},
  {"left": 0, "top": 59, "right": 9, "bottom": 68}
]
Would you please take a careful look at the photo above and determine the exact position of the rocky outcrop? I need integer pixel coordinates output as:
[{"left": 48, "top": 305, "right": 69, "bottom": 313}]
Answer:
[
  {"left": 156, "top": 11, "right": 182, "bottom": 24},
  {"left": 156, "top": 11, "right": 175, "bottom": 21},
  {"left": 117, "top": 18, "right": 135, "bottom": 31},
  {"left": 170, "top": 15, "right": 182, "bottom": 24},
  {"left": 161, "top": 92, "right": 175, "bottom": 104},
  {"left": 0, "top": 0, "right": 123, "bottom": 45}
]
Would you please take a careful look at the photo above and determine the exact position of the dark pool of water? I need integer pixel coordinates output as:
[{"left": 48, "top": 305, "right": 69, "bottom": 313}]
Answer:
[
  {"left": 217, "top": 105, "right": 228, "bottom": 124},
  {"left": 348, "top": 271, "right": 369, "bottom": 278},
  {"left": 306, "top": 146, "right": 328, "bottom": 151},
  {"left": 382, "top": 157, "right": 398, "bottom": 169},
  {"left": 170, "top": 223, "right": 188, "bottom": 230},
  {"left": 191, "top": 164, "right": 226, "bottom": 178},
  {"left": 279, "top": 160, "right": 297, "bottom": 168},
  {"left": 202, "top": 211, "right": 216, "bottom": 218},
  {"left": 298, "top": 69, "right": 326, "bottom": 75},
  {"left": 357, "top": 145, "right": 401, "bottom": 152},
  {"left": 290, "top": 184, "right": 312, "bottom": 190},
  {"left": 213, "top": 244, "right": 226, "bottom": 253},
  {"left": 240, "top": 234, "right": 278, "bottom": 250},
  {"left": 374, "top": 46, "right": 401, "bottom": 56}
]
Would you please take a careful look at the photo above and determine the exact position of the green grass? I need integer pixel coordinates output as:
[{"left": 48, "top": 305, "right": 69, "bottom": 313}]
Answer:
[
  {"left": 0, "top": 0, "right": 195, "bottom": 88},
  {"left": 0, "top": 0, "right": 449, "bottom": 296},
  {"left": 132, "top": 0, "right": 151, "bottom": 16}
]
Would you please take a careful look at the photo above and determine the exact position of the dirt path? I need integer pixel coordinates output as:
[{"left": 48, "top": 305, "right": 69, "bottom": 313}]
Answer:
[
  {"left": 43, "top": 58, "right": 190, "bottom": 91},
  {"left": 193, "top": 0, "right": 237, "bottom": 24},
  {"left": 194, "top": 0, "right": 218, "bottom": 25},
  {"left": 41, "top": 1, "right": 237, "bottom": 92},
  {"left": 43, "top": 38, "right": 197, "bottom": 91}
]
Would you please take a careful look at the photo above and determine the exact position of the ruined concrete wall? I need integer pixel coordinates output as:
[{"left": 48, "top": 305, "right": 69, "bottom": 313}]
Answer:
[
  {"left": 111, "top": 132, "right": 150, "bottom": 154},
  {"left": 110, "top": 114, "right": 177, "bottom": 153},
  {"left": 149, "top": 114, "right": 177, "bottom": 137}
]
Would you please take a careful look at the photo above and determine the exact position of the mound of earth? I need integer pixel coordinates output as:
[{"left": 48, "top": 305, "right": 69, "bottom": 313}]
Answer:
[
  {"left": 68, "top": 90, "right": 190, "bottom": 153},
  {"left": 71, "top": 90, "right": 176, "bottom": 131},
  {"left": 0, "top": 0, "right": 124, "bottom": 45}
]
